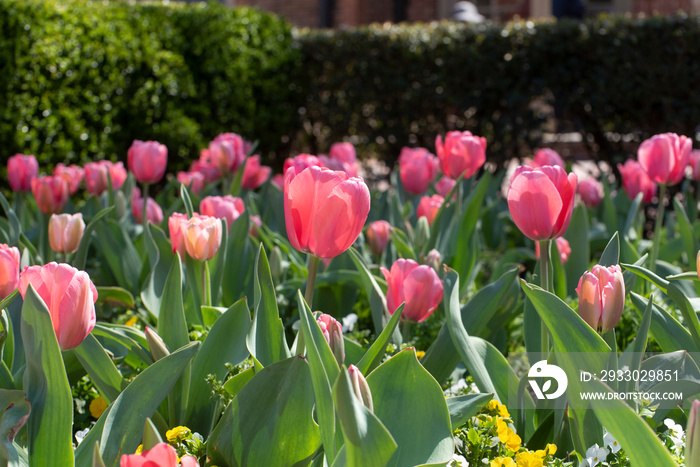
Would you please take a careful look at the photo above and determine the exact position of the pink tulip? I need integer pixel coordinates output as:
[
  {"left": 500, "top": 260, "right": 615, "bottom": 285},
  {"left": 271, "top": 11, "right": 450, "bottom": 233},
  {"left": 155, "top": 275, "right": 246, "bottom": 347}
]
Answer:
[
  {"left": 249, "top": 215, "right": 262, "bottom": 238},
  {"left": 199, "top": 195, "right": 245, "bottom": 231},
  {"left": 242, "top": 155, "right": 272, "bottom": 190},
  {"left": 176, "top": 171, "right": 205, "bottom": 195},
  {"left": 434, "top": 176, "right": 457, "bottom": 199},
  {"left": 283, "top": 154, "right": 323, "bottom": 175},
  {"left": 578, "top": 178, "right": 603, "bottom": 208},
  {"left": 119, "top": 442, "right": 199, "bottom": 467},
  {"left": 576, "top": 264, "right": 625, "bottom": 333},
  {"left": 322, "top": 142, "right": 359, "bottom": 177},
  {"left": 48, "top": 213, "right": 85, "bottom": 254},
  {"left": 317, "top": 313, "right": 344, "bottom": 366},
  {"left": 191, "top": 149, "right": 221, "bottom": 182},
  {"left": 525, "top": 148, "right": 565, "bottom": 169},
  {"left": 132, "top": 196, "right": 164, "bottom": 225},
  {"left": 84, "top": 161, "right": 127, "bottom": 196},
  {"left": 184, "top": 216, "right": 223, "bottom": 261},
  {"left": 7, "top": 154, "right": 38, "bottom": 192},
  {"left": 689, "top": 150, "right": 700, "bottom": 182},
  {"left": 535, "top": 237, "right": 571, "bottom": 264},
  {"left": 507, "top": 165, "right": 577, "bottom": 241},
  {"left": 435, "top": 131, "right": 487, "bottom": 180},
  {"left": 271, "top": 174, "right": 284, "bottom": 191},
  {"left": 127, "top": 140, "right": 168, "bottom": 184},
  {"left": 31, "top": 175, "right": 70, "bottom": 215},
  {"left": 168, "top": 213, "right": 190, "bottom": 257},
  {"left": 381, "top": 258, "right": 443, "bottom": 322},
  {"left": 0, "top": 244, "right": 20, "bottom": 300},
  {"left": 209, "top": 132, "right": 246, "bottom": 173},
  {"left": 617, "top": 160, "right": 657, "bottom": 203},
  {"left": 366, "top": 220, "right": 392, "bottom": 256},
  {"left": 348, "top": 364, "right": 373, "bottom": 412},
  {"left": 53, "top": 164, "right": 84, "bottom": 195},
  {"left": 398, "top": 147, "right": 439, "bottom": 194},
  {"left": 417, "top": 194, "right": 444, "bottom": 226},
  {"left": 637, "top": 132, "right": 692, "bottom": 185},
  {"left": 284, "top": 165, "right": 370, "bottom": 259},
  {"left": 19, "top": 262, "right": 97, "bottom": 350}
]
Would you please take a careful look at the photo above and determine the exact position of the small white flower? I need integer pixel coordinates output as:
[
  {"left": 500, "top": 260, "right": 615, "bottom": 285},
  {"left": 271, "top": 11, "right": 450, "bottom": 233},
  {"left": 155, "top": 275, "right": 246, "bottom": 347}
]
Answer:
[
  {"left": 481, "top": 458, "right": 489, "bottom": 465},
  {"left": 664, "top": 418, "right": 684, "bottom": 438},
  {"left": 603, "top": 431, "right": 621, "bottom": 453},
  {"left": 342, "top": 313, "right": 358, "bottom": 333},
  {"left": 450, "top": 453, "right": 469, "bottom": 466},
  {"left": 585, "top": 443, "right": 609, "bottom": 467},
  {"left": 447, "top": 378, "right": 469, "bottom": 395},
  {"left": 75, "top": 428, "right": 90, "bottom": 446}
]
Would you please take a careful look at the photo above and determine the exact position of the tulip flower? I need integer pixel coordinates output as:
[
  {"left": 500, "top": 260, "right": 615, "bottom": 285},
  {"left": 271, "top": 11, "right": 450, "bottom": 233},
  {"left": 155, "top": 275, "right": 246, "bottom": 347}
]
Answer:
[
  {"left": 434, "top": 176, "right": 457, "bottom": 199},
  {"left": 199, "top": 195, "right": 245, "bottom": 232},
  {"left": 209, "top": 132, "right": 246, "bottom": 173},
  {"left": 119, "top": 442, "right": 199, "bottom": 467},
  {"left": 637, "top": 132, "right": 692, "bottom": 186},
  {"left": 535, "top": 236, "right": 571, "bottom": 264},
  {"left": 348, "top": 364, "right": 373, "bottom": 412},
  {"left": 0, "top": 244, "right": 20, "bottom": 300},
  {"left": 317, "top": 313, "right": 344, "bottom": 366},
  {"left": 249, "top": 215, "right": 262, "bottom": 238},
  {"left": 366, "top": 220, "right": 392, "bottom": 256},
  {"left": 435, "top": 131, "right": 486, "bottom": 180},
  {"left": 127, "top": 140, "right": 167, "bottom": 184},
  {"left": 578, "top": 178, "right": 603, "bottom": 208},
  {"left": 507, "top": 165, "right": 577, "bottom": 241},
  {"left": 576, "top": 264, "right": 625, "bottom": 333},
  {"left": 689, "top": 150, "right": 700, "bottom": 182},
  {"left": 31, "top": 175, "right": 70, "bottom": 215},
  {"left": 398, "top": 147, "right": 439, "bottom": 194},
  {"left": 7, "top": 154, "right": 38, "bottom": 192},
  {"left": 525, "top": 148, "right": 565, "bottom": 169},
  {"left": 184, "top": 216, "right": 223, "bottom": 261},
  {"left": 48, "top": 213, "right": 85, "bottom": 254},
  {"left": 381, "top": 258, "right": 444, "bottom": 322},
  {"left": 271, "top": 174, "right": 284, "bottom": 191},
  {"left": 132, "top": 195, "right": 164, "bottom": 225},
  {"left": 424, "top": 249, "right": 442, "bottom": 272},
  {"left": 283, "top": 154, "right": 323, "bottom": 175},
  {"left": 417, "top": 194, "right": 444, "bottom": 226},
  {"left": 330, "top": 142, "right": 357, "bottom": 165},
  {"left": 242, "top": 155, "right": 272, "bottom": 190},
  {"left": 168, "top": 213, "right": 190, "bottom": 257},
  {"left": 191, "top": 149, "right": 221, "bottom": 182},
  {"left": 53, "top": 163, "right": 84, "bottom": 195},
  {"left": 84, "top": 160, "right": 127, "bottom": 196},
  {"left": 687, "top": 400, "right": 700, "bottom": 467},
  {"left": 176, "top": 171, "right": 205, "bottom": 195},
  {"left": 19, "top": 262, "right": 97, "bottom": 350},
  {"left": 617, "top": 160, "right": 657, "bottom": 203}
]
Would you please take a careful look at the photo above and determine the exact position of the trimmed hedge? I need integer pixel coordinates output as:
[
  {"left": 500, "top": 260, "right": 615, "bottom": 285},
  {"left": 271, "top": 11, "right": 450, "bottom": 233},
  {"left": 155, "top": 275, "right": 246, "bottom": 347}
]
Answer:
[
  {"left": 294, "top": 14, "right": 700, "bottom": 166},
  {"left": 0, "top": 0, "right": 300, "bottom": 169}
]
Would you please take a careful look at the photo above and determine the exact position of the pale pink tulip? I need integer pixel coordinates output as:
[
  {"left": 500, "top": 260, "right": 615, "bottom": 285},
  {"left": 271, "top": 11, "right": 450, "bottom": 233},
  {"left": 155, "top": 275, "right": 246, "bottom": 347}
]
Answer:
[
  {"left": 199, "top": 195, "right": 245, "bottom": 231},
  {"left": 366, "top": 220, "right": 392, "bottom": 256},
  {"left": 184, "top": 216, "right": 223, "bottom": 261},
  {"left": 48, "top": 213, "right": 85, "bottom": 254},
  {"left": 53, "top": 163, "right": 84, "bottom": 195},
  {"left": 576, "top": 264, "right": 625, "bottom": 333}
]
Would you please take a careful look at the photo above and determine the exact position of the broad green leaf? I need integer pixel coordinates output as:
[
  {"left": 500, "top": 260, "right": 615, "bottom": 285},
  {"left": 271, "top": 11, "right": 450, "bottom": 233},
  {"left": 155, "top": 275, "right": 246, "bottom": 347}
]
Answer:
[
  {"left": 0, "top": 389, "right": 30, "bottom": 466},
  {"left": 229, "top": 157, "right": 248, "bottom": 196},
  {"left": 446, "top": 393, "right": 493, "bottom": 429},
  {"left": 210, "top": 218, "right": 229, "bottom": 305},
  {"left": 0, "top": 192, "right": 21, "bottom": 245},
  {"left": 74, "top": 342, "right": 200, "bottom": 467},
  {"left": 73, "top": 334, "right": 127, "bottom": 403},
  {"left": 598, "top": 232, "right": 620, "bottom": 267},
  {"left": 180, "top": 184, "right": 194, "bottom": 218},
  {"left": 208, "top": 356, "right": 321, "bottom": 467},
  {"left": 223, "top": 368, "right": 255, "bottom": 398},
  {"left": 247, "top": 244, "right": 290, "bottom": 366},
  {"left": 73, "top": 206, "right": 114, "bottom": 270},
  {"left": 621, "top": 262, "right": 670, "bottom": 291},
  {"left": 20, "top": 285, "right": 74, "bottom": 466},
  {"left": 665, "top": 282, "right": 700, "bottom": 352},
  {"left": 389, "top": 228, "right": 417, "bottom": 261},
  {"left": 223, "top": 213, "right": 254, "bottom": 305},
  {"left": 186, "top": 298, "right": 251, "bottom": 436},
  {"left": 95, "top": 287, "right": 134, "bottom": 309},
  {"left": 140, "top": 223, "right": 176, "bottom": 319},
  {"left": 639, "top": 351, "right": 700, "bottom": 422},
  {"left": 621, "top": 193, "right": 643, "bottom": 241},
  {"left": 355, "top": 303, "right": 403, "bottom": 375},
  {"left": 673, "top": 197, "right": 696, "bottom": 268},
  {"left": 619, "top": 295, "right": 653, "bottom": 394},
  {"left": 367, "top": 349, "right": 454, "bottom": 467},
  {"left": 91, "top": 324, "right": 152, "bottom": 371},
  {"left": 344, "top": 337, "right": 365, "bottom": 366},
  {"left": 141, "top": 418, "right": 163, "bottom": 452},
  {"left": 93, "top": 219, "right": 142, "bottom": 293},
  {"left": 629, "top": 293, "right": 697, "bottom": 352},
  {"left": 452, "top": 172, "right": 490, "bottom": 283}
]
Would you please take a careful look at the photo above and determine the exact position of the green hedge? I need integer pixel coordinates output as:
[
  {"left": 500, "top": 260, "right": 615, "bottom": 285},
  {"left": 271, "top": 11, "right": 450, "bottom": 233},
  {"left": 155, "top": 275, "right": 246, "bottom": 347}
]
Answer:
[
  {"left": 294, "top": 14, "right": 700, "bottom": 166},
  {"left": 0, "top": 0, "right": 300, "bottom": 169}
]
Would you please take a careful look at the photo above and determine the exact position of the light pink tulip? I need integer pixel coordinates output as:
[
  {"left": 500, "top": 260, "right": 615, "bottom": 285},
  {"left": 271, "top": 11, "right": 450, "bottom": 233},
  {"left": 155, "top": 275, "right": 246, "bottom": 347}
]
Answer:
[
  {"left": 84, "top": 161, "right": 127, "bottom": 196},
  {"left": 184, "top": 216, "right": 223, "bottom": 261},
  {"left": 48, "top": 213, "right": 85, "bottom": 254},
  {"left": 127, "top": 140, "right": 168, "bottom": 184},
  {"left": 168, "top": 213, "right": 190, "bottom": 257},
  {"left": 209, "top": 132, "right": 246, "bottom": 173},
  {"left": 242, "top": 155, "right": 272, "bottom": 190},
  {"left": 19, "top": 262, "right": 97, "bottom": 350},
  {"left": 199, "top": 195, "right": 245, "bottom": 231},
  {"left": 578, "top": 178, "right": 603, "bottom": 208},
  {"left": 7, "top": 154, "right": 38, "bottom": 192},
  {"left": 366, "top": 220, "right": 392, "bottom": 256},
  {"left": 637, "top": 132, "right": 692, "bottom": 185},
  {"left": 417, "top": 194, "right": 444, "bottom": 226},
  {"left": 53, "top": 164, "right": 84, "bottom": 195},
  {"left": 132, "top": 196, "right": 164, "bottom": 225},
  {"left": 435, "top": 131, "right": 486, "bottom": 180},
  {"left": 191, "top": 149, "right": 221, "bottom": 182},
  {"left": 576, "top": 264, "right": 625, "bottom": 333},
  {"left": 0, "top": 244, "right": 20, "bottom": 300},
  {"left": 525, "top": 148, "right": 565, "bottom": 169},
  {"left": 381, "top": 258, "right": 443, "bottom": 322},
  {"left": 348, "top": 364, "right": 373, "bottom": 412},
  {"left": 317, "top": 313, "right": 344, "bottom": 366},
  {"left": 31, "top": 175, "right": 70, "bottom": 215},
  {"left": 398, "top": 147, "right": 439, "bottom": 194},
  {"left": 284, "top": 165, "right": 370, "bottom": 259},
  {"left": 507, "top": 165, "right": 577, "bottom": 240},
  {"left": 176, "top": 171, "right": 206, "bottom": 195},
  {"left": 617, "top": 160, "right": 657, "bottom": 203},
  {"left": 535, "top": 237, "right": 571, "bottom": 264}
]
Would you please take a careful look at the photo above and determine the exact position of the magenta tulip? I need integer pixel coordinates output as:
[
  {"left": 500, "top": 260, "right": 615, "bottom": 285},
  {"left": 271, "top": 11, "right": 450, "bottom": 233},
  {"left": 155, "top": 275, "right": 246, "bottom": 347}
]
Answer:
[
  {"left": 48, "top": 213, "right": 85, "bottom": 254},
  {"left": 398, "top": 147, "right": 439, "bottom": 194},
  {"left": 617, "top": 160, "right": 657, "bottom": 203},
  {"left": 417, "top": 194, "right": 444, "bottom": 226},
  {"left": 127, "top": 140, "right": 168, "bottom": 184},
  {"left": 119, "top": 442, "right": 199, "bottom": 467},
  {"left": 0, "top": 244, "right": 20, "bottom": 300},
  {"left": 7, "top": 154, "right": 38, "bottom": 192},
  {"left": 637, "top": 132, "right": 692, "bottom": 185},
  {"left": 578, "top": 178, "right": 603, "bottom": 208},
  {"left": 576, "top": 264, "right": 625, "bottom": 333},
  {"left": 435, "top": 131, "right": 486, "bottom": 180},
  {"left": 242, "top": 155, "right": 272, "bottom": 190},
  {"left": 53, "top": 163, "right": 84, "bottom": 195},
  {"left": 284, "top": 165, "right": 370, "bottom": 259},
  {"left": 381, "top": 258, "right": 444, "bottom": 322},
  {"left": 366, "top": 220, "right": 392, "bottom": 256},
  {"left": 31, "top": 175, "right": 70, "bottom": 215},
  {"left": 191, "top": 149, "right": 222, "bottom": 182},
  {"left": 199, "top": 195, "right": 245, "bottom": 231}
]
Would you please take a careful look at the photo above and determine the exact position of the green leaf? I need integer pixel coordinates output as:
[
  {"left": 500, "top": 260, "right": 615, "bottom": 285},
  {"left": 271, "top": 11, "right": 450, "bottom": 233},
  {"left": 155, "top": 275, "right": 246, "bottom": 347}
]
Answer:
[
  {"left": 619, "top": 295, "right": 653, "bottom": 394},
  {"left": 247, "top": 244, "right": 290, "bottom": 366},
  {"left": 180, "top": 183, "right": 194, "bottom": 218},
  {"left": 73, "top": 206, "right": 114, "bottom": 270},
  {"left": 599, "top": 232, "right": 620, "bottom": 267},
  {"left": 229, "top": 157, "right": 248, "bottom": 196},
  {"left": 20, "top": 285, "right": 74, "bottom": 466},
  {"left": 451, "top": 172, "right": 490, "bottom": 281},
  {"left": 629, "top": 293, "right": 697, "bottom": 352},
  {"left": 0, "top": 389, "right": 30, "bottom": 466},
  {"left": 223, "top": 367, "right": 255, "bottom": 398},
  {"left": 73, "top": 334, "right": 127, "bottom": 403},
  {"left": 0, "top": 192, "right": 21, "bottom": 245},
  {"left": 93, "top": 219, "right": 142, "bottom": 293},
  {"left": 140, "top": 223, "right": 176, "bottom": 320},
  {"left": 208, "top": 356, "right": 321, "bottom": 467},
  {"left": 673, "top": 197, "right": 696, "bottom": 268},
  {"left": 621, "top": 192, "right": 643, "bottom": 241},
  {"left": 367, "top": 349, "right": 454, "bottom": 467},
  {"left": 355, "top": 303, "right": 403, "bottom": 375},
  {"left": 446, "top": 393, "right": 493, "bottom": 429},
  {"left": 210, "top": 218, "right": 229, "bottom": 305},
  {"left": 621, "top": 262, "right": 670, "bottom": 291},
  {"left": 186, "top": 298, "right": 251, "bottom": 436},
  {"left": 222, "top": 212, "right": 254, "bottom": 305},
  {"left": 95, "top": 287, "right": 134, "bottom": 309},
  {"left": 74, "top": 342, "right": 200, "bottom": 467},
  {"left": 141, "top": 418, "right": 163, "bottom": 452},
  {"left": 389, "top": 228, "right": 417, "bottom": 261}
]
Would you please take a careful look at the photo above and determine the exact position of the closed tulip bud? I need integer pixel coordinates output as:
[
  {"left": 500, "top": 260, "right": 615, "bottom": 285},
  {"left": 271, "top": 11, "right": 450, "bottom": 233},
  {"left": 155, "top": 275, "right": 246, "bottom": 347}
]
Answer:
[
  {"left": 209, "top": 132, "right": 246, "bottom": 173},
  {"left": 132, "top": 196, "right": 164, "bottom": 225},
  {"left": 242, "top": 155, "right": 272, "bottom": 190},
  {"left": 49, "top": 213, "right": 85, "bottom": 254},
  {"left": 284, "top": 165, "right": 370, "bottom": 258},
  {"left": 127, "top": 140, "right": 168, "bottom": 184},
  {"left": 144, "top": 326, "right": 170, "bottom": 362},
  {"left": 7, "top": 154, "right": 39, "bottom": 192},
  {"left": 637, "top": 132, "right": 691, "bottom": 185},
  {"left": 507, "top": 165, "right": 577, "bottom": 241},
  {"left": 317, "top": 313, "right": 344, "bottom": 366},
  {"left": 398, "top": 147, "right": 439, "bottom": 194},
  {"left": 576, "top": 264, "right": 625, "bottom": 333},
  {"left": 687, "top": 400, "right": 700, "bottom": 467},
  {"left": 381, "top": 258, "right": 444, "bottom": 322},
  {"left": 31, "top": 175, "right": 70, "bottom": 215},
  {"left": 424, "top": 248, "right": 442, "bottom": 272},
  {"left": 617, "top": 160, "right": 657, "bottom": 203},
  {"left": 414, "top": 216, "right": 431, "bottom": 252},
  {"left": 366, "top": 220, "right": 392, "bottom": 256},
  {"left": 53, "top": 163, "right": 84, "bottom": 195},
  {"left": 0, "top": 244, "right": 20, "bottom": 300},
  {"left": 435, "top": 131, "right": 487, "bottom": 180},
  {"left": 417, "top": 194, "right": 444, "bottom": 226},
  {"left": 578, "top": 178, "right": 603, "bottom": 208},
  {"left": 184, "top": 216, "right": 223, "bottom": 261},
  {"left": 269, "top": 246, "right": 285, "bottom": 283},
  {"left": 199, "top": 195, "right": 245, "bottom": 233},
  {"left": 19, "top": 262, "right": 97, "bottom": 350},
  {"left": 347, "top": 364, "right": 373, "bottom": 412},
  {"left": 177, "top": 171, "right": 205, "bottom": 195}
]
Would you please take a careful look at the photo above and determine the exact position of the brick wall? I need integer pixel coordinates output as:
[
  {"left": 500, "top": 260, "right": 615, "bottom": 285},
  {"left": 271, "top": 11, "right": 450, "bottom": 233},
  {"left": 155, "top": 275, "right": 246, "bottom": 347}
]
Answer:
[
  {"left": 407, "top": 0, "right": 437, "bottom": 21},
  {"left": 231, "top": 0, "right": 321, "bottom": 27},
  {"left": 634, "top": 0, "right": 694, "bottom": 14}
]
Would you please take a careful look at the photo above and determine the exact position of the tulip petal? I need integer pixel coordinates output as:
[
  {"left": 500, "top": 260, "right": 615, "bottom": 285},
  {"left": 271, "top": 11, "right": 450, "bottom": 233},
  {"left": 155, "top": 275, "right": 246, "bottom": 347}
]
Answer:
[
  {"left": 507, "top": 170, "right": 563, "bottom": 240},
  {"left": 577, "top": 272, "right": 601, "bottom": 330}
]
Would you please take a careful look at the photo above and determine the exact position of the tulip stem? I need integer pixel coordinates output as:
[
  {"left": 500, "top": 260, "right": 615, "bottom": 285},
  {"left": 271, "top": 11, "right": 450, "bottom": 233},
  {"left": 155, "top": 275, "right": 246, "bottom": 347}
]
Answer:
[
  {"left": 304, "top": 255, "right": 321, "bottom": 309},
  {"left": 649, "top": 183, "right": 667, "bottom": 273},
  {"left": 539, "top": 239, "right": 551, "bottom": 354},
  {"left": 141, "top": 184, "right": 149, "bottom": 231},
  {"left": 203, "top": 260, "right": 212, "bottom": 307}
]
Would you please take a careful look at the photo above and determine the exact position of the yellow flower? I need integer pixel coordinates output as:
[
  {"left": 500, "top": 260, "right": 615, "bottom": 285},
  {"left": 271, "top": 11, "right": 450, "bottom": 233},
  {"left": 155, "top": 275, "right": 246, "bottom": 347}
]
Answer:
[
  {"left": 166, "top": 426, "right": 191, "bottom": 443},
  {"left": 135, "top": 444, "right": 143, "bottom": 455},
  {"left": 495, "top": 418, "right": 521, "bottom": 451},
  {"left": 415, "top": 350, "right": 425, "bottom": 359},
  {"left": 491, "top": 457, "right": 516, "bottom": 467},
  {"left": 125, "top": 316, "right": 138, "bottom": 327},
  {"left": 89, "top": 396, "right": 108, "bottom": 419},
  {"left": 545, "top": 443, "right": 557, "bottom": 455},
  {"left": 505, "top": 432, "right": 521, "bottom": 451},
  {"left": 486, "top": 399, "right": 511, "bottom": 418},
  {"left": 515, "top": 451, "right": 543, "bottom": 467}
]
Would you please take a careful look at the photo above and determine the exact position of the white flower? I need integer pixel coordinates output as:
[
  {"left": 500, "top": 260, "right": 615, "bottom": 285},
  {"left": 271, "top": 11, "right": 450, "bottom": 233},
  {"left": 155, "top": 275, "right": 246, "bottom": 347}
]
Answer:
[
  {"left": 664, "top": 418, "right": 684, "bottom": 438},
  {"left": 603, "top": 431, "right": 621, "bottom": 453},
  {"left": 585, "top": 443, "right": 609, "bottom": 467},
  {"left": 449, "top": 453, "right": 469, "bottom": 466},
  {"left": 75, "top": 428, "right": 90, "bottom": 446},
  {"left": 342, "top": 313, "right": 358, "bottom": 332},
  {"left": 446, "top": 378, "right": 469, "bottom": 396}
]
